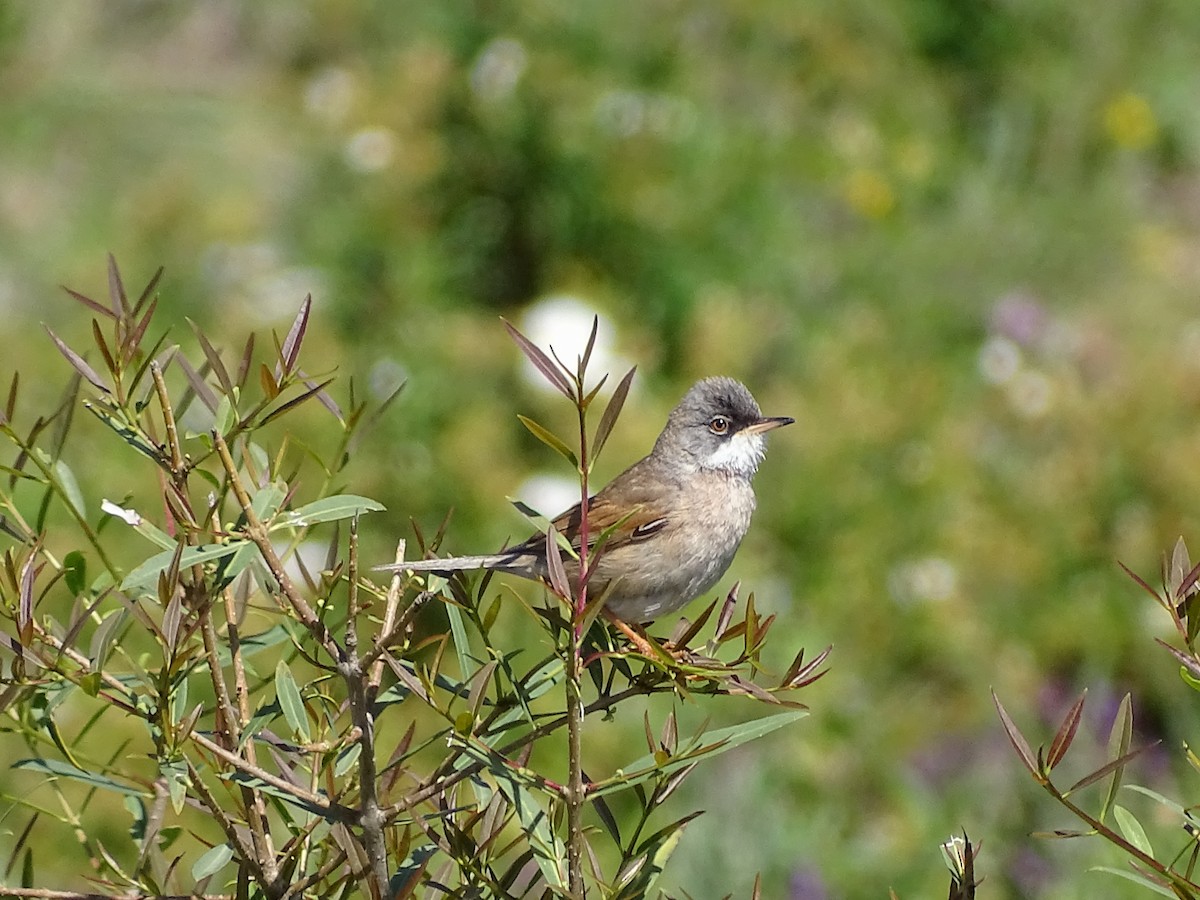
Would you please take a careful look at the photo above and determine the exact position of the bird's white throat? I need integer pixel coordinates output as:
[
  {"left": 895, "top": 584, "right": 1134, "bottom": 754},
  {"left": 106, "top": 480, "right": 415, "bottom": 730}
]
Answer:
[{"left": 702, "top": 431, "right": 767, "bottom": 477}]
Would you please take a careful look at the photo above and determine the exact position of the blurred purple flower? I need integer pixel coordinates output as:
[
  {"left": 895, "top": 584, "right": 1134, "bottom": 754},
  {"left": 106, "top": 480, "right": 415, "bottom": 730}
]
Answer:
[
  {"left": 989, "top": 292, "right": 1047, "bottom": 347},
  {"left": 789, "top": 865, "right": 829, "bottom": 900}
]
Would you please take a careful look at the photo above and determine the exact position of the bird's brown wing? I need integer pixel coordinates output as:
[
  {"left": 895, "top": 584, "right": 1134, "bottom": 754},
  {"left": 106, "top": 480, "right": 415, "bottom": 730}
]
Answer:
[{"left": 509, "top": 465, "right": 671, "bottom": 557}]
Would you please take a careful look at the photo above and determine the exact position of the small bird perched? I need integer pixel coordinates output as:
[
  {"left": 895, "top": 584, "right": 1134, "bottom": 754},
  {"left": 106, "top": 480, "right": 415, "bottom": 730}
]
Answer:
[{"left": 377, "top": 377, "right": 792, "bottom": 641}]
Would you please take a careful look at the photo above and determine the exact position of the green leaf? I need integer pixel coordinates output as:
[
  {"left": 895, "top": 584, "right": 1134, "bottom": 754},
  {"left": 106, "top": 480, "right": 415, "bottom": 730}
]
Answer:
[
  {"left": 191, "top": 843, "right": 234, "bottom": 881},
  {"left": 281, "top": 494, "right": 385, "bottom": 528},
  {"left": 614, "top": 812, "right": 700, "bottom": 900},
  {"left": 63, "top": 551, "right": 87, "bottom": 596},
  {"left": 13, "top": 758, "right": 147, "bottom": 797},
  {"left": 275, "top": 660, "right": 311, "bottom": 742},
  {"left": 53, "top": 459, "right": 86, "bottom": 519},
  {"left": 590, "top": 709, "right": 807, "bottom": 798},
  {"left": 516, "top": 415, "right": 578, "bottom": 467},
  {"left": 1112, "top": 805, "right": 1153, "bottom": 856},
  {"left": 490, "top": 763, "right": 567, "bottom": 888},
  {"left": 1090, "top": 867, "right": 1179, "bottom": 898},
  {"left": 121, "top": 542, "right": 248, "bottom": 595},
  {"left": 162, "top": 757, "right": 189, "bottom": 814}
]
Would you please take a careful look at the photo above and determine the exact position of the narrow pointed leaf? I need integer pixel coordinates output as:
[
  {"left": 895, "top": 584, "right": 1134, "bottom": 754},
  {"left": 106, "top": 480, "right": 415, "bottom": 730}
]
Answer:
[
  {"left": 1068, "top": 743, "right": 1158, "bottom": 795},
  {"left": 1101, "top": 692, "right": 1133, "bottom": 819},
  {"left": 1112, "top": 805, "right": 1153, "bottom": 857},
  {"left": 63, "top": 286, "right": 116, "bottom": 319},
  {"left": 44, "top": 328, "right": 109, "bottom": 393},
  {"left": 992, "top": 691, "right": 1040, "bottom": 776},
  {"left": 275, "top": 660, "right": 311, "bottom": 742},
  {"left": 517, "top": 415, "right": 578, "bottom": 467},
  {"left": 502, "top": 318, "right": 573, "bottom": 399},
  {"left": 1046, "top": 691, "right": 1086, "bottom": 770},
  {"left": 545, "top": 524, "right": 570, "bottom": 599},
  {"left": 106, "top": 253, "right": 130, "bottom": 316},
  {"left": 282, "top": 495, "right": 384, "bottom": 528},
  {"left": 188, "top": 321, "right": 234, "bottom": 398},
  {"left": 278, "top": 294, "right": 311, "bottom": 378},
  {"left": 191, "top": 843, "right": 233, "bottom": 881},
  {"left": 592, "top": 366, "right": 636, "bottom": 459}
]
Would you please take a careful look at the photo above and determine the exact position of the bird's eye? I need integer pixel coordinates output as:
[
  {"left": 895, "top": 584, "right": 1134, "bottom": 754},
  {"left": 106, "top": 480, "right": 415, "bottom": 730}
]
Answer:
[{"left": 708, "top": 415, "right": 730, "bottom": 435}]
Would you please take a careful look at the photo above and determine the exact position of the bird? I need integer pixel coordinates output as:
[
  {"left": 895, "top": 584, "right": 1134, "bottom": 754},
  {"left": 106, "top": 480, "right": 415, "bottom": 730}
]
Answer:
[{"left": 376, "top": 376, "right": 792, "bottom": 648}]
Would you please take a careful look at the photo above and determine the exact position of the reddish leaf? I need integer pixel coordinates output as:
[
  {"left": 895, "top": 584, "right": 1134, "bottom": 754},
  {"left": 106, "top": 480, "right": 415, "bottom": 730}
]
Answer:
[
  {"left": 62, "top": 286, "right": 116, "bottom": 320},
  {"left": 592, "top": 366, "right": 637, "bottom": 460},
  {"left": 1067, "top": 742, "right": 1159, "bottom": 794},
  {"left": 3, "top": 371, "right": 17, "bottom": 423},
  {"left": 1119, "top": 561, "right": 1166, "bottom": 607},
  {"left": 106, "top": 253, "right": 130, "bottom": 316},
  {"left": 501, "top": 318, "right": 573, "bottom": 399},
  {"left": 44, "top": 327, "right": 109, "bottom": 394},
  {"left": 278, "top": 294, "right": 312, "bottom": 378},
  {"left": 1046, "top": 690, "right": 1086, "bottom": 770},
  {"left": 189, "top": 320, "right": 234, "bottom": 398},
  {"left": 579, "top": 315, "right": 599, "bottom": 374},
  {"left": 90, "top": 320, "right": 117, "bottom": 376},
  {"left": 132, "top": 266, "right": 163, "bottom": 316},
  {"left": 992, "top": 691, "right": 1040, "bottom": 776},
  {"left": 175, "top": 354, "right": 219, "bottom": 413}
]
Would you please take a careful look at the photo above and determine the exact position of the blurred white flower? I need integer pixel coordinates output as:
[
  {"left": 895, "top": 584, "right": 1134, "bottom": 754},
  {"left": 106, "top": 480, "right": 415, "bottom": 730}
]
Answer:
[
  {"left": 514, "top": 473, "right": 579, "bottom": 523},
  {"left": 889, "top": 556, "right": 959, "bottom": 605},
  {"left": 471, "top": 37, "right": 527, "bottom": 103},
  {"left": 1006, "top": 369, "right": 1054, "bottom": 419},
  {"left": 345, "top": 127, "right": 396, "bottom": 172},
  {"left": 520, "top": 296, "right": 631, "bottom": 395},
  {"left": 978, "top": 335, "right": 1021, "bottom": 385},
  {"left": 369, "top": 357, "right": 408, "bottom": 402},
  {"left": 304, "top": 66, "right": 358, "bottom": 124}
]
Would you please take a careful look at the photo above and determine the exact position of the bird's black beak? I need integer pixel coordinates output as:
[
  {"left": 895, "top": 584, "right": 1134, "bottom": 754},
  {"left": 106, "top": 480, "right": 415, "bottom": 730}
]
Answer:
[{"left": 742, "top": 416, "right": 795, "bottom": 435}]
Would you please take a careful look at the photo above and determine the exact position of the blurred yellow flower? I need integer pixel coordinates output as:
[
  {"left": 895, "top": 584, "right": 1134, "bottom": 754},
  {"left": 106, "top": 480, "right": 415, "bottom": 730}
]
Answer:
[
  {"left": 843, "top": 168, "right": 895, "bottom": 219},
  {"left": 1103, "top": 91, "right": 1158, "bottom": 150}
]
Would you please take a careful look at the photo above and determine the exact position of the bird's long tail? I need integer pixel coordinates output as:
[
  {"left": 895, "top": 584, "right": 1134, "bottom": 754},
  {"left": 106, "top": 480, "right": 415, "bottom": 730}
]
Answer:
[{"left": 374, "top": 552, "right": 524, "bottom": 575}]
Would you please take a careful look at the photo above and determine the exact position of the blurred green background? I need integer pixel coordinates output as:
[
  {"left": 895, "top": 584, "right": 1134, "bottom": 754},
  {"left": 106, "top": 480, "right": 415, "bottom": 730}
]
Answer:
[{"left": 5, "top": 1, "right": 1200, "bottom": 897}]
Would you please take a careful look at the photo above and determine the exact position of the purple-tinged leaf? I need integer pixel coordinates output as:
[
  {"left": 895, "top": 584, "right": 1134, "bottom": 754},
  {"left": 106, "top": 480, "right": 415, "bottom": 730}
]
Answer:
[
  {"left": 1119, "top": 561, "right": 1167, "bottom": 608},
  {"left": 62, "top": 285, "right": 116, "bottom": 320},
  {"left": 5, "top": 371, "right": 18, "bottom": 422},
  {"left": 1157, "top": 639, "right": 1200, "bottom": 681},
  {"left": 992, "top": 691, "right": 1040, "bottom": 777},
  {"left": 1046, "top": 690, "right": 1086, "bottom": 771},
  {"left": 1179, "top": 559, "right": 1200, "bottom": 602},
  {"left": 1070, "top": 744, "right": 1158, "bottom": 795},
  {"left": 44, "top": 327, "right": 109, "bottom": 394},
  {"left": 107, "top": 253, "right": 130, "bottom": 317},
  {"left": 236, "top": 333, "right": 256, "bottom": 389},
  {"left": 278, "top": 294, "right": 311, "bottom": 379},
  {"left": 188, "top": 320, "right": 234, "bottom": 398},
  {"left": 298, "top": 372, "right": 342, "bottom": 419},
  {"left": 174, "top": 354, "right": 219, "bottom": 413},
  {"left": 259, "top": 378, "right": 336, "bottom": 426},
  {"left": 713, "top": 582, "right": 739, "bottom": 641},
  {"left": 579, "top": 315, "right": 599, "bottom": 375},
  {"left": 91, "top": 320, "right": 117, "bottom": 376},
  {"left": 502, "top": 317, "right": 573, "bottom": 399},
  {"left": 123, "top": 295, "right": 158, "bottom": 363},
  {"left": 670, "top": 598, "right": 718, "bottom": 649},
  {"left": 132, "top": 266, "right": 163, "bottom": 317},
  {"left": 592, "top": 366, "right": 637, "bottom": 460}
]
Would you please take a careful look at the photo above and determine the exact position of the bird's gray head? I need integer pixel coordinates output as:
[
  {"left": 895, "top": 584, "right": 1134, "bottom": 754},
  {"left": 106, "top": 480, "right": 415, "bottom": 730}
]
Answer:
[{"left": 652, "top": 377, "right": 793, "bottom": 477}]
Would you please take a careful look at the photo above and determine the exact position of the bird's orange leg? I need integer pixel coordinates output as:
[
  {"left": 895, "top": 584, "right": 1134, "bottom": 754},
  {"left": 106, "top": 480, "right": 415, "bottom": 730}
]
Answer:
[{"left": 602, "top": 609, "right": 684, "bottom": 660}]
